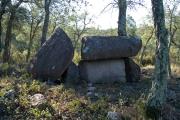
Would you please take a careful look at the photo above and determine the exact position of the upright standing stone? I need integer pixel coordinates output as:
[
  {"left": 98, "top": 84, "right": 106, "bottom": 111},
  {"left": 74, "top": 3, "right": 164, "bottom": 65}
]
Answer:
[
  {"left": 81, "top": 36, "right": 142, "bottom": 60},
  {"left": 30, "top": 27, "right": 74, "bottom": 79},
  {"left": 79, "top": 59, "right": 126, "bottom": 83},
  {"left": 125, "top": 58, "right": 141, "bottom": 82},
  {"left": 62, "top": 62, "right": 80, "bottom": 84}
]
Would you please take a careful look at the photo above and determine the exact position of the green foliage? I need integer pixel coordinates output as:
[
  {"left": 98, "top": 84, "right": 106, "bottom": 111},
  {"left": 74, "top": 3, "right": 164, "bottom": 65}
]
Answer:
[
  {"left": 11, "top": 50, "right": 27, "bottom": 64},
  {"left": 29, "top": 107, "right": 52, "bottom": 119},
  {"left": 0, "top": 78, "right": 13, "bottom": 97},
  {"left": 28, "top": 80, "right": 41, "bottom": 94},
  {"left": 134, "top": 98, "right": 147, "bottom": 120},
  {"left": 73, "top": 51, "right": 81, "bottom": 64},
  {"left": 0, "top": 63, "right": 18, "bottom": 76},
  {"left": 145, "top": 106, "right": 161, "bottom": 120},
  {"left": 88, "top": 98, "right": 109, "bottom": 119},
  {"left": 14, "top": 7, "right": 31, "bottom": 27},
  {"left": 134, "top": 96, "right": 163, "bottom": 120},
  {"left": 0, "top": 63, "right": 9, "bottom": 72},
  {"left": 29, "top": 103, "right": 55, "bottom": 119},
  {"left": 127, "top": 15, "right": 137, "bottom": 36},
  {"left": 66, "top": 99, "right": 83, "bottom": 112}
]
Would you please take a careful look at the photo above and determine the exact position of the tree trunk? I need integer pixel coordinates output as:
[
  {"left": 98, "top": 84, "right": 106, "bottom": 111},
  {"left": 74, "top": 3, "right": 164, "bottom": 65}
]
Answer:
[
  {"left": 146, "top": 0, "right": 169, "bottom": 119},
  {"left": 140, "top": 28, "right": 154, "bottom": 65},
  {"left": 3, "top": 11, "right": 16, "bottom": 63},
  {"left": 40, "top": 0, "right": 51, "bottom": 46},
  {"left": 118, "top": 0, "right": 127, "bottom": 36},
  {"left": 167, "top": 11, "right": 173, "bottom": 78},
  {"left": 167, "top": 9, "right": 177, "bottom": 78},
  {"left": 0, "top": 15, "right": 2, "bottom": 53},
  {"left": 0, "top": 0, "right": 10, "bottom": 52},
  {"left": 26, "top": 17, "right": 42, "bottom": 62},
  {"left": 167, "top": 40, "right": 172, "bottom": 78},
  {"left": 26, "top": 17, "right": 34, "bottom": 62}
]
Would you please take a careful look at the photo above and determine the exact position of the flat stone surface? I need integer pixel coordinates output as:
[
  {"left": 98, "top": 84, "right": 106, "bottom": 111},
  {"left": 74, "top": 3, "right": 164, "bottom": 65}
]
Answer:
[
  {"left": 81, "top": 36, "right": 142, "bottom": 60},
  {"left": 79, "top": 59, "right": 126, "bottom": 83}
]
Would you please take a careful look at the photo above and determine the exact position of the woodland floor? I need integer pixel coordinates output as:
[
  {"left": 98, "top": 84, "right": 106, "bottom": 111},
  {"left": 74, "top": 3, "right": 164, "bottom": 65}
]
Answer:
[{"left": 0, "top": 64, "right": 180, "bottom": 120}]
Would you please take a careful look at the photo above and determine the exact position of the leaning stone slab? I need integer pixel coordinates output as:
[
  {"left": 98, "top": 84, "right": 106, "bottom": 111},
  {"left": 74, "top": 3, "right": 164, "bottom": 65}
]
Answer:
[
  {"left": 30, "top": 27, "right": 74, "bottom": 79},
  {"left": 81, "top": 36, "right": 142, "bottom": 60},
  {"left": 79, "top": 59, "right": 126, "bottom": 83}
]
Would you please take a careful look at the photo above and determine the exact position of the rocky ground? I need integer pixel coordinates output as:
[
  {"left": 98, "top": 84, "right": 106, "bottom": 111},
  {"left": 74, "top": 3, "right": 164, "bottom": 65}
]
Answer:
[{"left": 0, "top": 65, "right": 180, "bottom": 120}]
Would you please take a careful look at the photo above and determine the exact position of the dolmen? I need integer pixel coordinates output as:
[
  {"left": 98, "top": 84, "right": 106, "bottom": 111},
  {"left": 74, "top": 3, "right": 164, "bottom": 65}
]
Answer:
[
  {"left": 79, "top": 36, "right": 142, "bottom": 83},
  {"left": 29, "top": 27, "right": 142, "bottom": 84}
]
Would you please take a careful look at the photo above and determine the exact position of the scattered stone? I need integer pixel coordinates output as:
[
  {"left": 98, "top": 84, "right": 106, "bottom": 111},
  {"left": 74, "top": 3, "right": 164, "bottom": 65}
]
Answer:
[
  {"left": 87, "top": 92, "right": 94, "bottom": 97},
  {"left": 4, "top": 89, "right": 15, "bottom": 100},
  {"left": 107, "top": 112, "right": 122, "bottom": 120},
  {"left": 29, "top": 27, "right": 74, "bottom": 80},
  {"left": 88, "top": 83, "right": 93, "bottom": 87},
  {"left": 62, "top": 62, "right": 79, "bottom": 84},
  {"left": 87, "top": 86, "right": 96, "bottom": 92},
  {"left": 30, "top": 94, "right": 46, "bottom": 106},
  {"left": 81, "top": 36, "right": 142, "bottom": 60},
  {"left": 167, "top": 90, "right": 176, "bottom": 103},
  {"left": 125, "top": 58, "right": 141, "bottom": 82},
  {"left": 79, "top": 59, "right": 126, "bottom": 83},
  {"left": 87, "top": 91, "right": 98, "bottom": 101},
  {"left": 94, "top": 93, "right": 99, "bottom": 97}
]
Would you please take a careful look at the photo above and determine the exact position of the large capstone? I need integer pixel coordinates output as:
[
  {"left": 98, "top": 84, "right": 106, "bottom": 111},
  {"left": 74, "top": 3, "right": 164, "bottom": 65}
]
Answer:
[
  {"left": 125, "top": 58, "right": 141, "bottom": 82},
  {"left": 79, "top": 59, "right": 126, "bottom": 83},
  {"left": 81, "top": 36, "right": 142, "bottom": 60},
  {"left": 30, "top": 27, "right": 74, "bottom": 79}
]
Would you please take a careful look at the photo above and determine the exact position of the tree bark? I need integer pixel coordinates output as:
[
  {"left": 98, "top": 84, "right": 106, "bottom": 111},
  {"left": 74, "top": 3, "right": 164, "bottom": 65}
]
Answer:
[
  {"left": 0, "top": 0, "right": 11, "bottom": 52},
  {"left": 167, "top": 6, "right": 178, "bottom": 78},
  {"left": 118, "top": 0, "right": 127, "bottom": 36},
  {"left": 3, "top": 0, "right": 23, "bottom": 63},
  {"left": 0, "top": 15, "right": 3, "bottom": 53},
  {"left": 3, "top": 11, "right": 16, "bottom": 63},
  {"left": 26, "top": 17, "right": 42, "bottom": 62},
  {"left": 146, "top": 0, "right": 169, "bottom": 119},
  {"left": 40, "top": 0, "right": 51, "bottom": 46}
]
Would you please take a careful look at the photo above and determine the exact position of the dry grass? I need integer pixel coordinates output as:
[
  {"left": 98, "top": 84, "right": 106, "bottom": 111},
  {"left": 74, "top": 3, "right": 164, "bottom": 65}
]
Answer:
[
  {"left": 171, "top": 64, "right": 180, "bottom": 78},
  {"left": 142, "top": 64, "right": 180, "bottom": 78}
]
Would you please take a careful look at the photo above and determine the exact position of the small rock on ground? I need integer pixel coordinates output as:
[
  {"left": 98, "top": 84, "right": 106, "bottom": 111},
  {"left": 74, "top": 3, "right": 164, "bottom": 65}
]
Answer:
[
  {"left": 30, "top": 94, "right": 46, "bottom": 106},
  {"left": 107, "top": 112, "right": 122, "bottom": 120},
  {"left": 4, "top": 89, "right": 15, "bottom": 100},
  {"left": 87, "top": 86, "right": 96, "bottom": 91}
]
